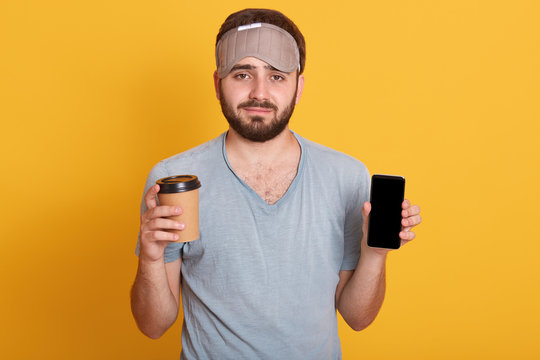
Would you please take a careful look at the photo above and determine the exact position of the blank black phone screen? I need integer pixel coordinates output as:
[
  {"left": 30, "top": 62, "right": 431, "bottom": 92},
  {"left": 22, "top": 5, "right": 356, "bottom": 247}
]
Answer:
[{"left": 367, "top": 175, "right": 405, "bottom": 249}]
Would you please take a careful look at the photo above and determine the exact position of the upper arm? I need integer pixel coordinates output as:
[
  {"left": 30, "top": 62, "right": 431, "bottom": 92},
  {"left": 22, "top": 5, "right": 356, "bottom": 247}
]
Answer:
[
  {"left": 165, "top": 258, "right": 182, "bottom": 308},
  {"left": 335, "top": 269, "right": 354, "bottom": 308}
]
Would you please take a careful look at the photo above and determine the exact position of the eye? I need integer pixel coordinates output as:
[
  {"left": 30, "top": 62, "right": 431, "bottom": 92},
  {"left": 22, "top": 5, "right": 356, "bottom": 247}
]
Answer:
[
  {"left": 234, "top": 73, "right": 250, "bottom": 80},
  {"left": 271, "top": 74, "right": 285, "bottom": 81}
]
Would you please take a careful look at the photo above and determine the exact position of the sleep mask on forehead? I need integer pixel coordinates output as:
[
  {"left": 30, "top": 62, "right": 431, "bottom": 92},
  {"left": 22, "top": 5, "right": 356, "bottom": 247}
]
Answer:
[{"left": 215, "top": 23, "right": 300, "bottom": 78}]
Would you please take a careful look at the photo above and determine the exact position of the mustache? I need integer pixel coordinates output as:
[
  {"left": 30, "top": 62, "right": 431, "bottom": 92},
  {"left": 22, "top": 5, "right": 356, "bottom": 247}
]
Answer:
[{"left": 237, "top": 100, "right": 278, "bottom": 111}]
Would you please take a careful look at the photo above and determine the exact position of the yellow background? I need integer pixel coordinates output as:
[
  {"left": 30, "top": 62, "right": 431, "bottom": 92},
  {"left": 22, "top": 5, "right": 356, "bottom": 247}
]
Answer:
[{"left": 1, "top": 0, "right": 539, "bottom": 359}]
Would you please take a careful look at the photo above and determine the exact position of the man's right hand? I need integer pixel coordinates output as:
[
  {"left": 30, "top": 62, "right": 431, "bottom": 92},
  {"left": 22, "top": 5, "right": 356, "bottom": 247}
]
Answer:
[
  {"left": 139, "top": 184, "right": 185, "bottom": 263},
  {"left": 132, "top": 184, "right": 183, "bottom": 339}
]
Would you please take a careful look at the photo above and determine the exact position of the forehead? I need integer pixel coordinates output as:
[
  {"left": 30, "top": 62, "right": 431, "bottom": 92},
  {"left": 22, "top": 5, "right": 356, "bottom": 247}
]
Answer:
[
  {"left": 233, "top": 57, "right": 276, "bottom": 69},
  {"left": 229, "top": 57, "right": 292, "bottom": 74}
]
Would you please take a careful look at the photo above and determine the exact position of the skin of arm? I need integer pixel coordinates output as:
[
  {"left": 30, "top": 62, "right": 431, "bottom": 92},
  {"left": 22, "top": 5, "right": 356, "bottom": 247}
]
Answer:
[
  {"left": 130, "top": 184, "right": 185, "bottom": 339},
  {"left": 131, "top": 259, "right": 181, "bottom": 339},
  {"left": 335, "top": 254, "right": 387, "bottom": 331},
  {"left": 335, "top": 200, "right": 421, "bottom": 331}
]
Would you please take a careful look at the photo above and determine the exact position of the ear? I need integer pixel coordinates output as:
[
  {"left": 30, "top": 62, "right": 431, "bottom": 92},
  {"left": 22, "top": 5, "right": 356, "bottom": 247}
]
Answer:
[
  {"left": 213, "top": 71, "right": 221, "bottom": 100},
  {"left": 295, "top": 74, "right": 305, "bottom": 105}
]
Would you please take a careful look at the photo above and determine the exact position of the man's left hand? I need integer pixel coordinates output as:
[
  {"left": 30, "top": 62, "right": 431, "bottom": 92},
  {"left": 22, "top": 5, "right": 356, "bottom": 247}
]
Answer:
[
  {"left": 399, "top": 199, "right": 422, "bottom": 245},
  {"left": 361, "top": 199, "right": 422, "bottom": 254}
]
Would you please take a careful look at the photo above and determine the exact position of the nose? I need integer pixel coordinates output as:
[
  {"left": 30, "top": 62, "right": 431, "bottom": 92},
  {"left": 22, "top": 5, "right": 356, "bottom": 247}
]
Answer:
[{"left": 249, "top": 77, "right": 270, "bottom": 101}]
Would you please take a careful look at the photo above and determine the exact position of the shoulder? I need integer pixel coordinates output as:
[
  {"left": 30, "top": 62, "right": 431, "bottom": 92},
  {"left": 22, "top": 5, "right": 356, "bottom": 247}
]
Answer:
[
  {"left": 161, "top": 134, "right": 223, "bottom": 169},
  {"left": 297, "top": 134, "right": 369, "bottom": 179},
  {"left": 147, "top": 133, "right": 225, "bottom": 182},
  {"left": 153, "top": 133, "right": 223, "bottom": 172}
]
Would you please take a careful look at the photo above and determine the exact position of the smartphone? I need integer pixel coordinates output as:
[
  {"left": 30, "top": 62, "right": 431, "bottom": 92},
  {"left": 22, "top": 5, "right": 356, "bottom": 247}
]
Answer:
[{"left": 367, "top": 174, "right": 406, "bottom": 249}]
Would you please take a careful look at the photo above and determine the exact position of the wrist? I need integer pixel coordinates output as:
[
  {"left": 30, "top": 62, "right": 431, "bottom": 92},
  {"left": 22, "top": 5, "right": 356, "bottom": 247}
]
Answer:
[
  {"left": 360, "top": 247, "right": 388, "bottom": 264},
  {"left": 138, "top": 253, "right": 165, "bottom": 269}
]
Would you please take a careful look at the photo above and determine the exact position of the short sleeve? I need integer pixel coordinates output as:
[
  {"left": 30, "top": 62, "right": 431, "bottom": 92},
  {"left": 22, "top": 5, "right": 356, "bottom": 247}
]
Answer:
[
  {"left": 134, "top": 161, "right": 184, "bottom": 263},
  {"left": 341, "top": 165, "right": 370, "bottom": 271}
]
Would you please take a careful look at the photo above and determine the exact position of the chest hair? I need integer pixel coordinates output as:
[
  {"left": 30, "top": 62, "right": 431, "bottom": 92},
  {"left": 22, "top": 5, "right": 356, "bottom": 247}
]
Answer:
[{"left": 237, "top": 163, "right": 298, "bottom": 205}]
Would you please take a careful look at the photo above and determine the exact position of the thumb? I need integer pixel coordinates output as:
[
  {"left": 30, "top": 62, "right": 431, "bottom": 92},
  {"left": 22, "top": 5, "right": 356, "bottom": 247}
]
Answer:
[
  {"left": 144, "top": 184, "right": 160, "bottom": 210},
  {"left": 362, "top": 201, "right": 371, "bottom": 233}
]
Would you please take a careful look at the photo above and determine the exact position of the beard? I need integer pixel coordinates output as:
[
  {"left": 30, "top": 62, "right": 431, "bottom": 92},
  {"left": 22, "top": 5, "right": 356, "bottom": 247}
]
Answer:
[{"left": 219, "top": 84, "right": 297, "bottom": 143}]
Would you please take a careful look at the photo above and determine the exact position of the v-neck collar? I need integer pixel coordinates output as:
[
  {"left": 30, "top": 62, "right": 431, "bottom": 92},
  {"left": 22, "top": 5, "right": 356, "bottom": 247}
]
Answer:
[{"left": 221, "top": 131, "right": 306, "bottom": 211}]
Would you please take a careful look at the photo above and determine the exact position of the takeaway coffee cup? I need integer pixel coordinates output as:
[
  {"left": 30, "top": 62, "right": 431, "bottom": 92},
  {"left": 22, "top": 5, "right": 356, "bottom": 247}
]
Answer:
[{"left": 156, "top": 175, "right": 201, "bottom": 243}]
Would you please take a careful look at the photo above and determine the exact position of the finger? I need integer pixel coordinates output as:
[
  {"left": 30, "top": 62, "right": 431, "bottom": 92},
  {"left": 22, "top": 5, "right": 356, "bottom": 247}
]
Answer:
[
  {"left": 362, "top": 202, "right": 371, "bottom": 232},
  {"left": 399, "top": 230, "right": 416, "bottom": 241},
  {"left": 362, "top": 201, "right": 371, "bottom": 219},
  {"left": 402, "top": 214, "right": 422, "bottom": 227},
  {"left": 402, "top": 199, "right": 411, "bottom": 210},
  {"left": 144, "top": 184, "right": 160, "bottom": 210},
  {"left": 402, "top": 204, "right": 421, "bottom": 218},
  {"left": 146, "top": 205, "right": 183, "bottom": 221},
  {"left": 144, "top": 217, "right": 185, "bottom": 231},
  {"left": 142, "top": 229, "right": 179, "bottom": 242}
]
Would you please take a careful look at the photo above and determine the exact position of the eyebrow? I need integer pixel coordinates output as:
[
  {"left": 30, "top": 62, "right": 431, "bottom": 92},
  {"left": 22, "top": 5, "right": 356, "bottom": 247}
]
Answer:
[{"left": 230, "top": 64, "right": 283, "bottom": 72}]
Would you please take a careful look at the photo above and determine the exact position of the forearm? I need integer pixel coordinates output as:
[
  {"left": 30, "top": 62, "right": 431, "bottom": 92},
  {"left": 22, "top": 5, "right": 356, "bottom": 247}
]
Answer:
[
  {"left": 130, "top": 259, "right": 179, "bottom": 339},
  {"left": 337, "top": 252, "right": 387, "bottom": 331}
]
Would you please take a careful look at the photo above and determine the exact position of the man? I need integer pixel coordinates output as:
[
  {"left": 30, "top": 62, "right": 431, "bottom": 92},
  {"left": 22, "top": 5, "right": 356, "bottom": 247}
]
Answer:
[{"left": 131, "top": 8, "right": 422, "bottom": 359}]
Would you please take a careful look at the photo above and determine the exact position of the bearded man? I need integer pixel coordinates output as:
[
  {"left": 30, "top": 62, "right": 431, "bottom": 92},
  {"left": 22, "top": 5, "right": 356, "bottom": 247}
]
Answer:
[{"left": 131, "top": 8, "right": 422, "bottom": 360}]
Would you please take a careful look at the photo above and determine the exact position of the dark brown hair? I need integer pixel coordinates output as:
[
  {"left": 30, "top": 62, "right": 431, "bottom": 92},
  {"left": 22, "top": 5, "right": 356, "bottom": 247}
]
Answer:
[{"left": 216, "top": 8, "right": 306, "bottom": 74}]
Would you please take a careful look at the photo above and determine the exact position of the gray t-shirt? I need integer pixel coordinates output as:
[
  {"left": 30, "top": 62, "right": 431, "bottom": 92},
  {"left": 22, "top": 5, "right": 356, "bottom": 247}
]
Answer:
[{"left": 136, "top": 131, "right": 370, "bottom": 359}]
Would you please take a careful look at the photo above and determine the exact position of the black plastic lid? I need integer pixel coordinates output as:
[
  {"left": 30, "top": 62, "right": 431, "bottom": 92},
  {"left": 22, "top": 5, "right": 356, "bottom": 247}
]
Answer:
[{"left": 156, "top": 175, "right": 201, "bottom": 193}]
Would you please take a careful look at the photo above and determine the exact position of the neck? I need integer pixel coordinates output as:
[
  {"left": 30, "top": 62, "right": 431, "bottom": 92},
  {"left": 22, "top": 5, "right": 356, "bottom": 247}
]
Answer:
[{"left": 225, "top": 127, "right": 300, "bottom": 168}]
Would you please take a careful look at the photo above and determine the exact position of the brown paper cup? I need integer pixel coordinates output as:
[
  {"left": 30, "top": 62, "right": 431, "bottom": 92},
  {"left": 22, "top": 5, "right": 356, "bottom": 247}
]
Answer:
[{"left": 156, "top": 175, "right": 201, "bottom": 243}]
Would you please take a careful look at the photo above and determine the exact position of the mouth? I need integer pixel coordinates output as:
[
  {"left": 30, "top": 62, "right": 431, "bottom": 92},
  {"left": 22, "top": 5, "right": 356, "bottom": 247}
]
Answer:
[{"left": 241, "top": 107, "right": 274, "bottom": 115}]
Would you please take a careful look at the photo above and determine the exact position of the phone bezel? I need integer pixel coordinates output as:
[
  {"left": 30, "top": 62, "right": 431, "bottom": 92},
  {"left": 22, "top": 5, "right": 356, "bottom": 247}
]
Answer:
[{"left": 367, "top": 174, "right": 406, "bottom": 250}]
